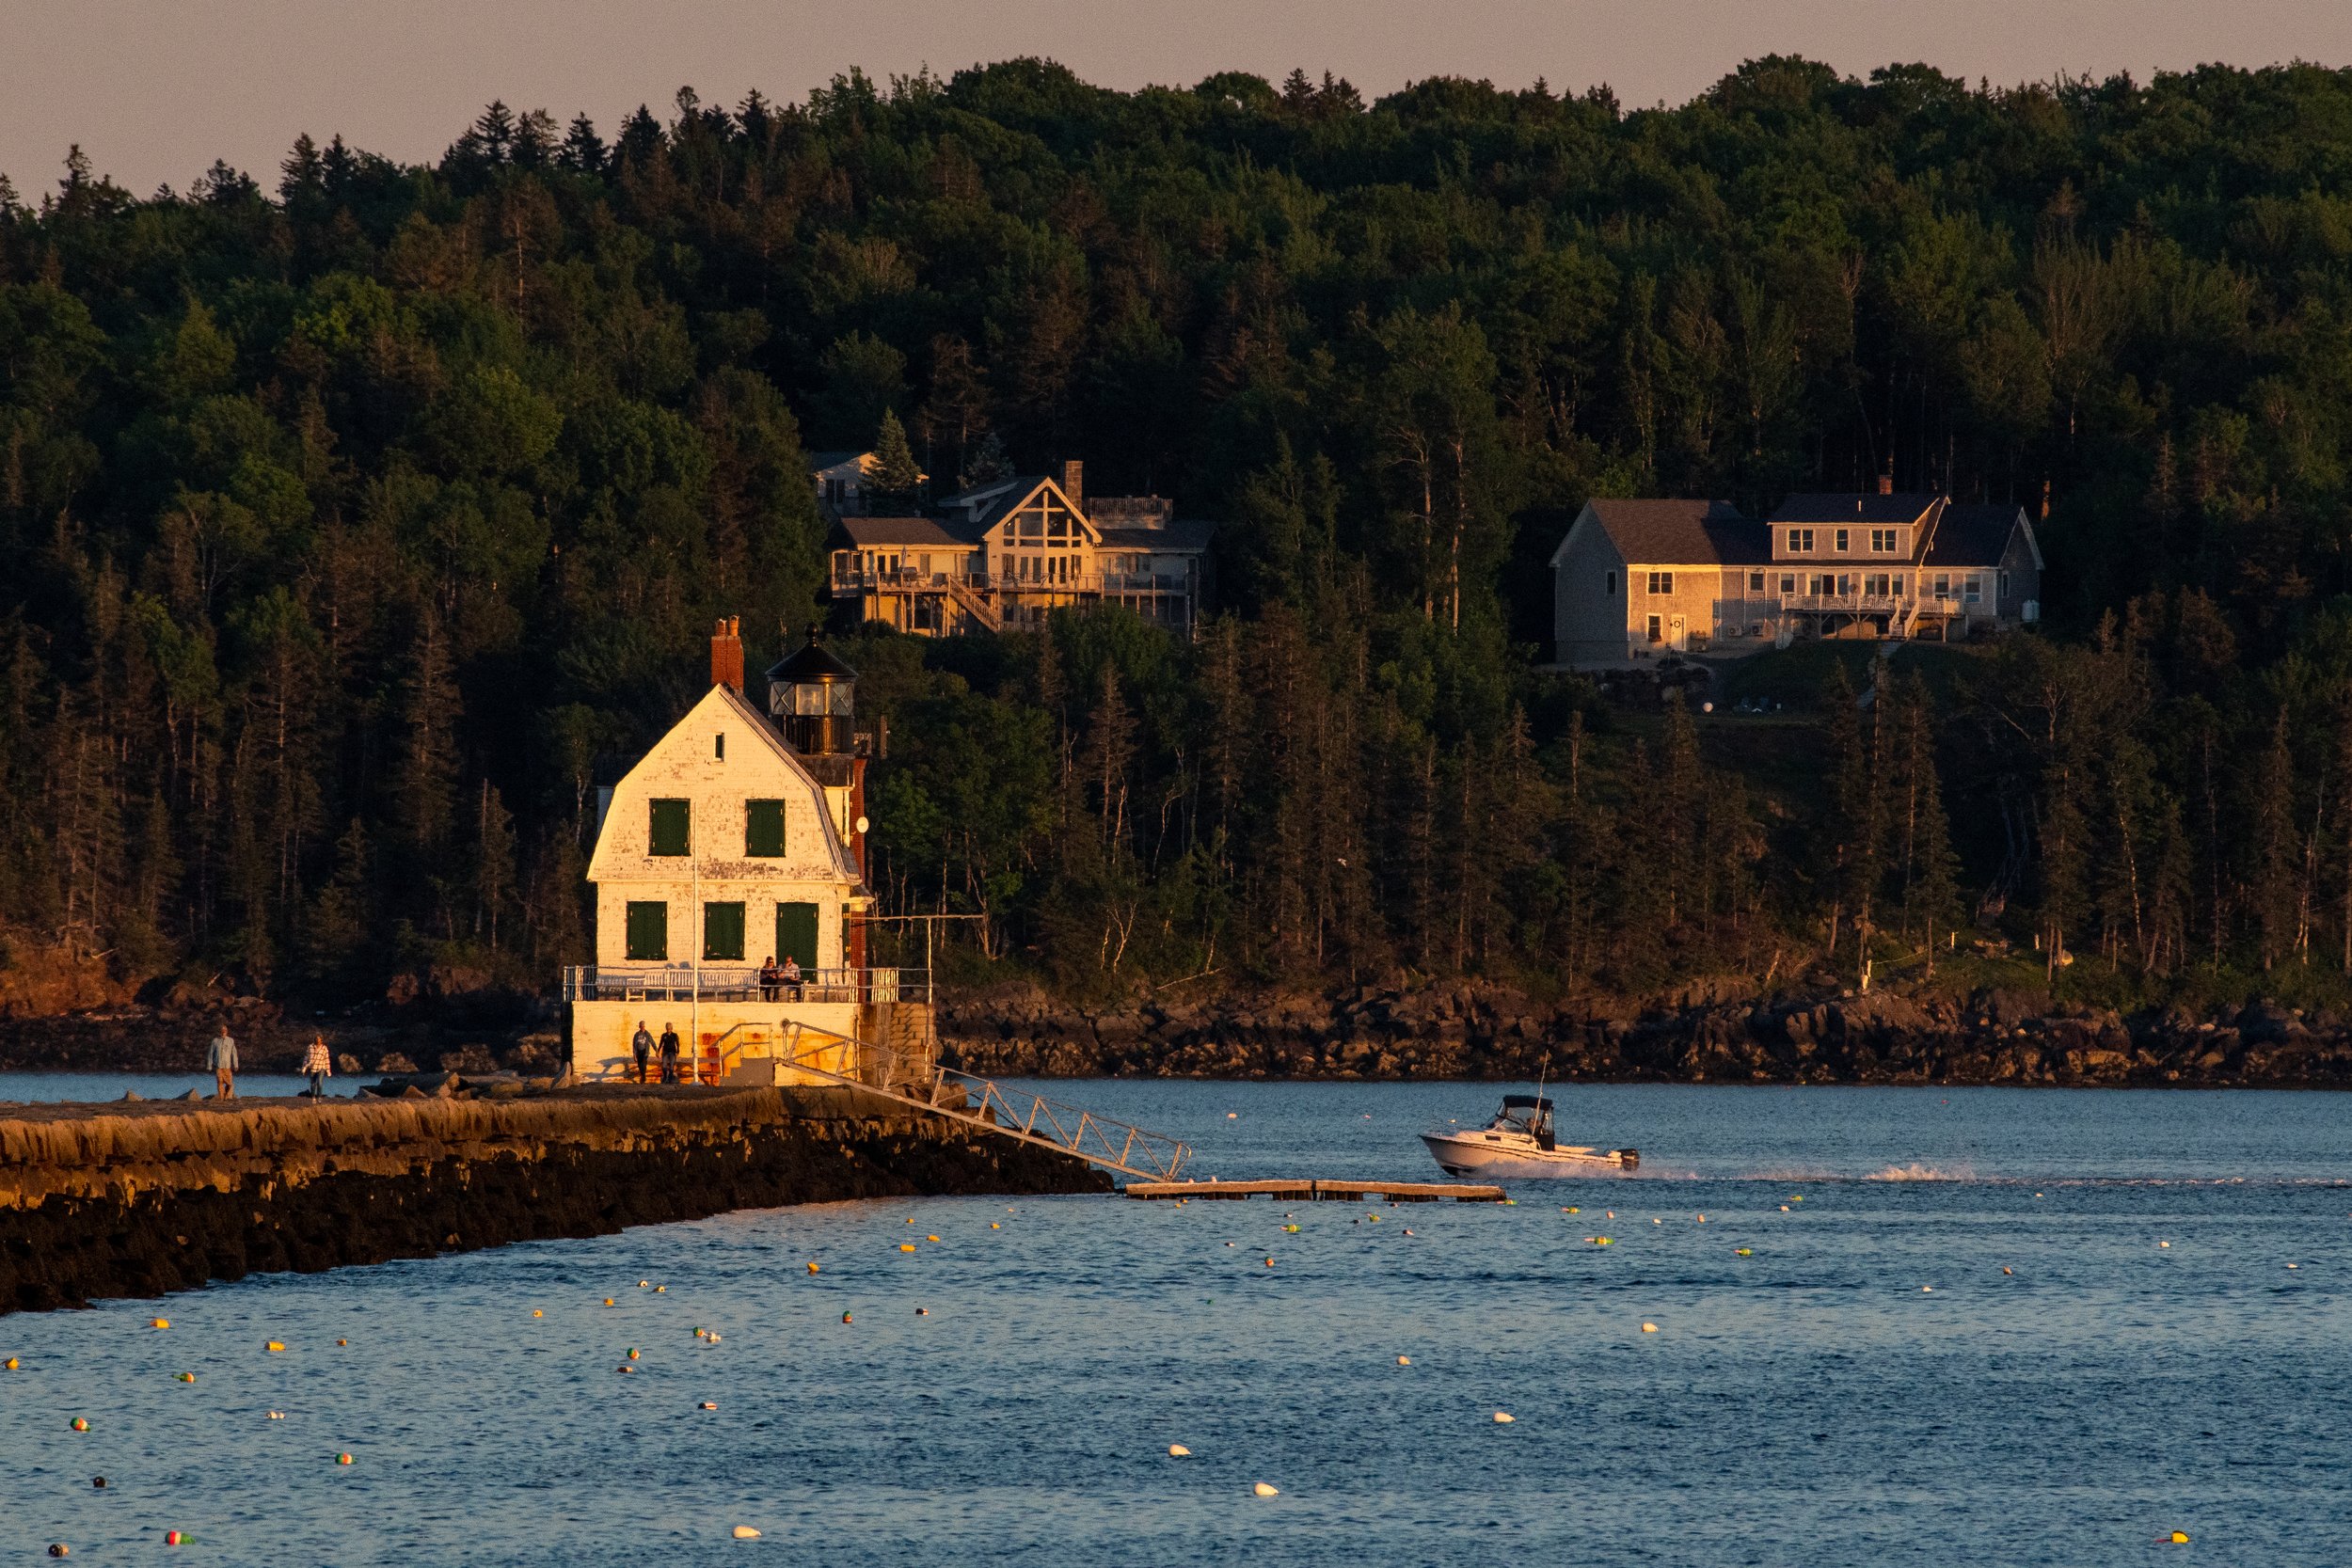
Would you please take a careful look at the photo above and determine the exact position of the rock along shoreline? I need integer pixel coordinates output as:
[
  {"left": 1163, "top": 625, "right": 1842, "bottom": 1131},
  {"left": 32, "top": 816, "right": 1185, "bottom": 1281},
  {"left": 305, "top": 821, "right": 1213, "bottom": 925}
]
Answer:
[{"left": 939, "top": 982, "right": 2352, "bottom": 1089}]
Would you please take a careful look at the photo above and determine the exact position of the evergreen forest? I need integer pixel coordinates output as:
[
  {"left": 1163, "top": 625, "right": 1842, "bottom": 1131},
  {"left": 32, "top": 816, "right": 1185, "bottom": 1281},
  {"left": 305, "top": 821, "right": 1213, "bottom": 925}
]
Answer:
[{"left": 8, "top": 56, "right": 2352, "bottom": 1014}]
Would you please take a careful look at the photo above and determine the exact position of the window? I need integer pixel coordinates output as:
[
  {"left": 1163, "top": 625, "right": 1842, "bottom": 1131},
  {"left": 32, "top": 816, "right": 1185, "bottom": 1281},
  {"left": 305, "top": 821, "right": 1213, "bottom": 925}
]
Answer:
[
  {"left": 715, "top": 733, "right": 725, "bottom": 761},
  {"left": 1812, "top": 574, "right": 1836, "bottom": 597},
  {"left": 1647, "top": 571, "right": 1674, "bottom": 594},
  {"left": 1866, "top": 573, "right": 1890, "bottom": 597},
  {"left": 1998, "top": 570, "right": 2010, "bottom": 600},
  {"left": 1838, "top": 574, "right": 1856, "bottom": 597},
  {"left": 1892, "top": 575, "right": 1907, "bottom": 596},
  {"left": 704, "top": 901, "right": 745, "bottom": 962},
  {"left": 625, "top": 901, "right": 668, "bottom": 961},
  {"left": 1788, "top": 529, "right": 1814, "bottom": 553},
  {"left": 1780, "top": 574, "right": 1796, "bottom": 595},
  {"left": 1835, "top": 528, "right": 1850, "bottom": 553},
  {"left": 775, "top": 901, "right": 819, "bottom": 970},
  {"left": 1964, "top": 575, "right": 1983, "bottom": 605},
  {"left": 1604, "top": 569, "right": 1617, "bottom": 595},
  {"left": 1748, "top": 572, "right": 1766, "bottom": 593},
  {"left": 745, "top": 800, "right": 787, "bottom": 857},
  {"left": 1645, "top": 614, "right": 1662, "bottom": 643},
  {"left": 648, "top": 799, "right": 690, "bottom": 857},
  {"left": 1933, "top": 575, "right": 1952, "bottom": 601},
  {"left": 1871, "top": 528, "right": 1898, "bottom": 553}
]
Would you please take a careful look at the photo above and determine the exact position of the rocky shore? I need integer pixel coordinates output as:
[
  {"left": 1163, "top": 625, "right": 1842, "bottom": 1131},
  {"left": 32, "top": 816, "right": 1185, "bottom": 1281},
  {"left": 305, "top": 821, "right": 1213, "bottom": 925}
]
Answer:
[
  {"left": 6, "top": 979, "right": 2352, "bottom": 1090},
  {"left": 940, "top": 982, "right": 2352, "bottom": 1088},
  {"left": 0, "top": 1085, "right": 1107, "bottom": 1314}
]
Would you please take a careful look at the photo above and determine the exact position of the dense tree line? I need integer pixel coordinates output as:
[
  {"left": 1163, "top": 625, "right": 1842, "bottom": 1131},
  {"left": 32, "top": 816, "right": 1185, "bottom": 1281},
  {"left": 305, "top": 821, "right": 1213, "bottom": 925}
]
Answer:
[{"left": 5, "top": 57, "right": 2352, "bottom": 1009}]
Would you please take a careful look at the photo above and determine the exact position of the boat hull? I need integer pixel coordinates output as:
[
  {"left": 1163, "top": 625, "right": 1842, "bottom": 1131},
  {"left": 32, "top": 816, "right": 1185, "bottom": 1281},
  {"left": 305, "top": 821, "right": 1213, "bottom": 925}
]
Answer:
[{"left": 1421, "top": 1132, "right": 1634, "bottom": 1178}]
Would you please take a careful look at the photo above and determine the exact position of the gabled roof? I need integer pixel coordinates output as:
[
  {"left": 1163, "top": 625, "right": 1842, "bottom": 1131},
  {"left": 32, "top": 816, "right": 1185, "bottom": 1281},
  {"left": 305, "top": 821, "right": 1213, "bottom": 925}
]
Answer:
[
  {"left": 833, "top": 515, "right": 981, "bottom": 548},
  {"left": 1555, "top": 499, "right": 1761, "bottom": 566},
  {"left": 1923, "top": 503, "right": 2042, "bottom": 570},
  {"left": 807, "top": 450, "right": 869, "bottom": 474},
  {"left": 1772, "top": 492, "right": 1944, "bottom": 527},
  {"left": 934, "top": 475, "right": 1102, "bottom": 543},
  {"left": 590, "top": 682, "right": 863, "bottom": 888}
]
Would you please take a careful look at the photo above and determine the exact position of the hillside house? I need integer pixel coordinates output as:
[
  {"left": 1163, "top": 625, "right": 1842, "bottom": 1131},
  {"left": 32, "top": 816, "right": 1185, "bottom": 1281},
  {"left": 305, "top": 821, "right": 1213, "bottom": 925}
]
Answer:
[
  {"left": 824, "top": 459, "right": 1212, "bottom": 636},
  {"left": 1549, "top": 486, "right": 2042, "bottom": 665}
]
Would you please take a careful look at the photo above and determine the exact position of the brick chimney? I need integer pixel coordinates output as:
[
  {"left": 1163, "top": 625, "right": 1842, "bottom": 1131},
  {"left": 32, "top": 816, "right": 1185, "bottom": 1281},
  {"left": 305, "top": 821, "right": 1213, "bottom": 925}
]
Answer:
[
  {"left": 1060, "top": 459, "right": 1085, "bottom": 515},
  {"left": 709, "top": 615, "right": 743, "bottom": 690},
  {"left": 1877, "top": 464, "right": 1894, "bottom": 496}
]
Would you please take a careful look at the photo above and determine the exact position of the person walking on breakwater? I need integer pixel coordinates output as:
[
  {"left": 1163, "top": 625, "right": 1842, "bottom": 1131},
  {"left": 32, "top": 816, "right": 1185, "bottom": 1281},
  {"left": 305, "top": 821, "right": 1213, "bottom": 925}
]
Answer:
[
  {"left": 207, "top": 1024, "right": 238, "bottom": 1099},
  {"left": 631, "top": 1022, "right": 655, "bottom": 1084},
  {"left": 302, "top": 1036, "right": 332, "bottom": 1099},
  {"left": 659, "top": 1022, "right": 681, "bottom": 1085}
]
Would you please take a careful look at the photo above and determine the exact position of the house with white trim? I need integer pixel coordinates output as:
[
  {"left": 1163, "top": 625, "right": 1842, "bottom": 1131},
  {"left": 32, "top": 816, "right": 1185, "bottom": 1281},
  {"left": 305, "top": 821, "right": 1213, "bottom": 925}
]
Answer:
[{"left": 1550, "top": 485, "right": 2043, "bottom": 665}]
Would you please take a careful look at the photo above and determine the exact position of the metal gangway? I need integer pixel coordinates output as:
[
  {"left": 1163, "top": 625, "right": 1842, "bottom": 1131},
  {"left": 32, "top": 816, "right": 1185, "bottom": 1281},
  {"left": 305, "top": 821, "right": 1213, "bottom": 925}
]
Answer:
[{"left": 738, "top": 1020, "right": 1191, "bottom": 1182}]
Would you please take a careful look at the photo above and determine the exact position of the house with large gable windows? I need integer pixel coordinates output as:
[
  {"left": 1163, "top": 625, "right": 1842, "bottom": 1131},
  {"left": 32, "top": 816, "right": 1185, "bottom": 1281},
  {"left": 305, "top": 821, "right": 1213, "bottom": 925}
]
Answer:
[{"left": 823, "top": 459, "right": 1213, "bottom": 637}]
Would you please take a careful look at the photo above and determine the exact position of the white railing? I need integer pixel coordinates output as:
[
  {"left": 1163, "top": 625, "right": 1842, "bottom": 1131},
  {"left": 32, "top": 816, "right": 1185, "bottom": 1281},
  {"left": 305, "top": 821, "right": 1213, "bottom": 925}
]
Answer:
[
  {"left": 832, "top": 568, "right": 1189, "bottom": 596},
  {"left": 562, "top": 965, "right": 927, "bottom": 1005}
]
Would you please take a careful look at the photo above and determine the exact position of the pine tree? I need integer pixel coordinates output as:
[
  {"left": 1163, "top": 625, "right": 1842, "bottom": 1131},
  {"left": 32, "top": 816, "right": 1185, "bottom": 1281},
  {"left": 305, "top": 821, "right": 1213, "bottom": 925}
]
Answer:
[{"left": 866, "top": 409, "right": 923, "bottom": 511}]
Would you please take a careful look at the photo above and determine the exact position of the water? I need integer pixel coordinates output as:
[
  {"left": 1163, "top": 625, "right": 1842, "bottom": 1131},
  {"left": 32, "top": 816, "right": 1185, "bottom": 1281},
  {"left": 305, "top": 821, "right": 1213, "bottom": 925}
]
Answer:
[{"left": 3, "top": 1077, "right": 2347, "bottom": 1564}]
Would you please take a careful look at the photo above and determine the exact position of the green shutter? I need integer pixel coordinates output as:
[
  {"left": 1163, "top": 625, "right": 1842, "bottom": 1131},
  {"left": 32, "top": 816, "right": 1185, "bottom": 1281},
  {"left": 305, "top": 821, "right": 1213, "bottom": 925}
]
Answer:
[
  {"left": 648, "top": 799, "right": 691, "bottom": 856},
  {"left": 745, "top": 800, "right": 786, "bottom": 857},
  {"left": 704, "top": 901, "right": 745, "bottom": 961},
  {"left": 775, "top": 901, "right": 818, "bottom": 970},
  {"left": 625, "top": 901, "right": 669, "bottom": 960}
]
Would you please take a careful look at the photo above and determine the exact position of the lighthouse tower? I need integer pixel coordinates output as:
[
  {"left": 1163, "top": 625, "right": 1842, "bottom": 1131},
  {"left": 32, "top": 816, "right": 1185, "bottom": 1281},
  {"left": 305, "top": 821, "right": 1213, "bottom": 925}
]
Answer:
[{"left": 764, "top": 627, "right": 872, "bottom": 971}]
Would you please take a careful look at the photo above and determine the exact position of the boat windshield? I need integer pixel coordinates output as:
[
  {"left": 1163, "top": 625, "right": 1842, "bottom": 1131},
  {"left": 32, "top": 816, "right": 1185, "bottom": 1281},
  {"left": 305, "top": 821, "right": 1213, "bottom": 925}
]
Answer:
[{"left": 1495, "top": 1097, "right": 1555, "bottom": 1148}]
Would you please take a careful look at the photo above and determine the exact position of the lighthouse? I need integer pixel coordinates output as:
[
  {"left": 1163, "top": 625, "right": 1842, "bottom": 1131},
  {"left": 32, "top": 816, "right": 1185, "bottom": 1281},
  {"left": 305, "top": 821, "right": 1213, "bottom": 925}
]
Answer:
[{"left": 563, "top": 618, "right": 908, "bottom": 1085}]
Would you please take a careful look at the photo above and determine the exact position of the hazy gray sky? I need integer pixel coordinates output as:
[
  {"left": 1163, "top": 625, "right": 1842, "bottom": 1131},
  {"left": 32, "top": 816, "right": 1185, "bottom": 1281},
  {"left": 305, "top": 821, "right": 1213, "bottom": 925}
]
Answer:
[{"left": 8, "top": 0, "right": 2352, "bottom": 197}]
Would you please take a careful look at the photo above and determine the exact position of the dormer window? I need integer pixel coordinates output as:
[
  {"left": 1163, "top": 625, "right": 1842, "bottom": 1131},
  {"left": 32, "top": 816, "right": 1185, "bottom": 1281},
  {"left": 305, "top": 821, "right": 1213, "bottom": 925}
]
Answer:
[
  {"left": 1870, "top": 528, "right": 1898, "bottom": 553},
  {"left": 1834, "top": 528, "right": 1850, "bottom": 553},
  {"left": 1788, "top": 529, "right": 1814, "bottom": 553}
]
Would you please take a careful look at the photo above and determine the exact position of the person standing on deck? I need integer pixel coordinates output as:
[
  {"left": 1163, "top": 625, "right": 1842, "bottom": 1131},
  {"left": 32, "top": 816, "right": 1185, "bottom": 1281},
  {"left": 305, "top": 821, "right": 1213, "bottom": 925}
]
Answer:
[
  {"left": 302, "top": 1036, "right": 333, "bottom": 1099},
  {"left": 207, "top": 1024, "right": 238, "bottom": 1099},
  {"left": 631, "top": 1021, "right": 655, "bottom": 1083},
  {"left": 658, "top": 1022, "right": 681, "bottom": 1085}
]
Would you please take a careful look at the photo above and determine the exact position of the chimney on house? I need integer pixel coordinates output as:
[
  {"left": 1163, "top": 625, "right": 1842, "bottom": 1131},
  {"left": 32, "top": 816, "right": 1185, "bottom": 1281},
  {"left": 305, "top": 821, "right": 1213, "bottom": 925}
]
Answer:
[
  {"left": 709, "top": 616, "right": 743, "bottom": 690},
  {"left": 1877, "top": 464, "right": 1894, "bottom": 496},
  {"left": 1060, "top": 459, "right": 1085, "bottom": 515}
]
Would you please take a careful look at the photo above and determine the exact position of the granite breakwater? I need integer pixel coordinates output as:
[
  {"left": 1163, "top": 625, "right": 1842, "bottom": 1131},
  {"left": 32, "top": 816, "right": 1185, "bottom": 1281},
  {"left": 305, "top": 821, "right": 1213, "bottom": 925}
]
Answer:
[{"left": 0, "top": 1085, "right": 1107, "bottom": 1314}]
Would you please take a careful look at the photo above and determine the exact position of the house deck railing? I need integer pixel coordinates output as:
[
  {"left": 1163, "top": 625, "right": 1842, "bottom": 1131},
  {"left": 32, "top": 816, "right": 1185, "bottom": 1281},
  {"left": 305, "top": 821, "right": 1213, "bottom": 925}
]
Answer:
[
  {"left": 832, "top": 567, "right": 1191, "bottom": 596},
  {"left": 561, "top": 964, "right": 928, "bottom": 1006}
]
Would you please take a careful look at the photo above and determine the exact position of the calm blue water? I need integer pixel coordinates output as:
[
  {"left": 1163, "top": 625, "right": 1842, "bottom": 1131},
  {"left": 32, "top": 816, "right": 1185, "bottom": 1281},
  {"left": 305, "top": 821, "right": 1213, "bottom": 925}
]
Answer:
[{"left": 3, "top": 1078, "right": 2347, "bottom": 1565}]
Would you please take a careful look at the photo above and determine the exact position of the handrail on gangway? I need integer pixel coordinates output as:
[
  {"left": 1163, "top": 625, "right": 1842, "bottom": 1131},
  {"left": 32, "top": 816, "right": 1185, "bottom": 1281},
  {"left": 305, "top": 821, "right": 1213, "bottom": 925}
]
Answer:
[{"left": 751, "top": 1021, "right": 1190, "bottom": 1183}]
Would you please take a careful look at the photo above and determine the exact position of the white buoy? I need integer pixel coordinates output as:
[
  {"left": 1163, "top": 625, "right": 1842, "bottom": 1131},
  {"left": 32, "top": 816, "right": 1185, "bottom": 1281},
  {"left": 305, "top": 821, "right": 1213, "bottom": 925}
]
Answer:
[
  {"left": 1168, "top": 1444, "right": 1191, "bottom": 1457},
  {"left": 1253, "top": 1481, "right": 1280, "bottom": 1497},
  {"left": 732, "top": 1525, "right": 761, "bottom": 1539},
  {"left": 1492, "top": 1411, "right": 1515, "bottom": 1423}
]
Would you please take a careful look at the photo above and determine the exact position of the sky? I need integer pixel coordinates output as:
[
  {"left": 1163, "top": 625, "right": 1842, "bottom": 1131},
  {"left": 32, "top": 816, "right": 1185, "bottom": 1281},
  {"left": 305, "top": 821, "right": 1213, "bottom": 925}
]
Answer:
[{"left": 6, "top": 0, "right": 2352, "bottom": 198}]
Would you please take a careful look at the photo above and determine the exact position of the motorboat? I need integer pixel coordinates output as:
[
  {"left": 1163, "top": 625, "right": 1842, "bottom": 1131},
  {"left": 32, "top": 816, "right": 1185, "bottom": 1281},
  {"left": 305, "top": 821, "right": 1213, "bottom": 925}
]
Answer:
[{"left": 1421, "top": 1094, "right": 1638, "bottom": 1177}]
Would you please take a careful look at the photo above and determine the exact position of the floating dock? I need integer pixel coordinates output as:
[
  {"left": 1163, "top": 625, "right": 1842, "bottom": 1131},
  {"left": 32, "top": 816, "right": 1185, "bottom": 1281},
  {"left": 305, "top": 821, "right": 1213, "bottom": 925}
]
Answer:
[{"left": 1123, "top": 1179, "right": 1505, "bottom": 1203}]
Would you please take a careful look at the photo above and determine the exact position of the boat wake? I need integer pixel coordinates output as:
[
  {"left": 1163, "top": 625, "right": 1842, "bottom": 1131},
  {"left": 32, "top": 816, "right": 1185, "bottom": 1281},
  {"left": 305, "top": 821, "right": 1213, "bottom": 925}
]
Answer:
[{"left": 1863, "top": 1163, "right": 1979, "bottom": 1182}]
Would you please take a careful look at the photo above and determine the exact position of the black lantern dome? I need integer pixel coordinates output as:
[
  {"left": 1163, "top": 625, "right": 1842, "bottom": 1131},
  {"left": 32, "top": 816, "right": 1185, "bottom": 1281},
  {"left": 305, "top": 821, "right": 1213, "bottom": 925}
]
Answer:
[{"left": 766, "top": 626, "right": 858, "bottom": 754}]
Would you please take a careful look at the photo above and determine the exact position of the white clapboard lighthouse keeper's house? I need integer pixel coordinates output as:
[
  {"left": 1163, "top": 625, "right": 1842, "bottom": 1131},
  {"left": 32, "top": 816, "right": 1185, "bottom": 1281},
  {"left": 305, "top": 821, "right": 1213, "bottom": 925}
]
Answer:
[{"left": 563, "top": 618, "right": 925, "bottom": 1085}]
